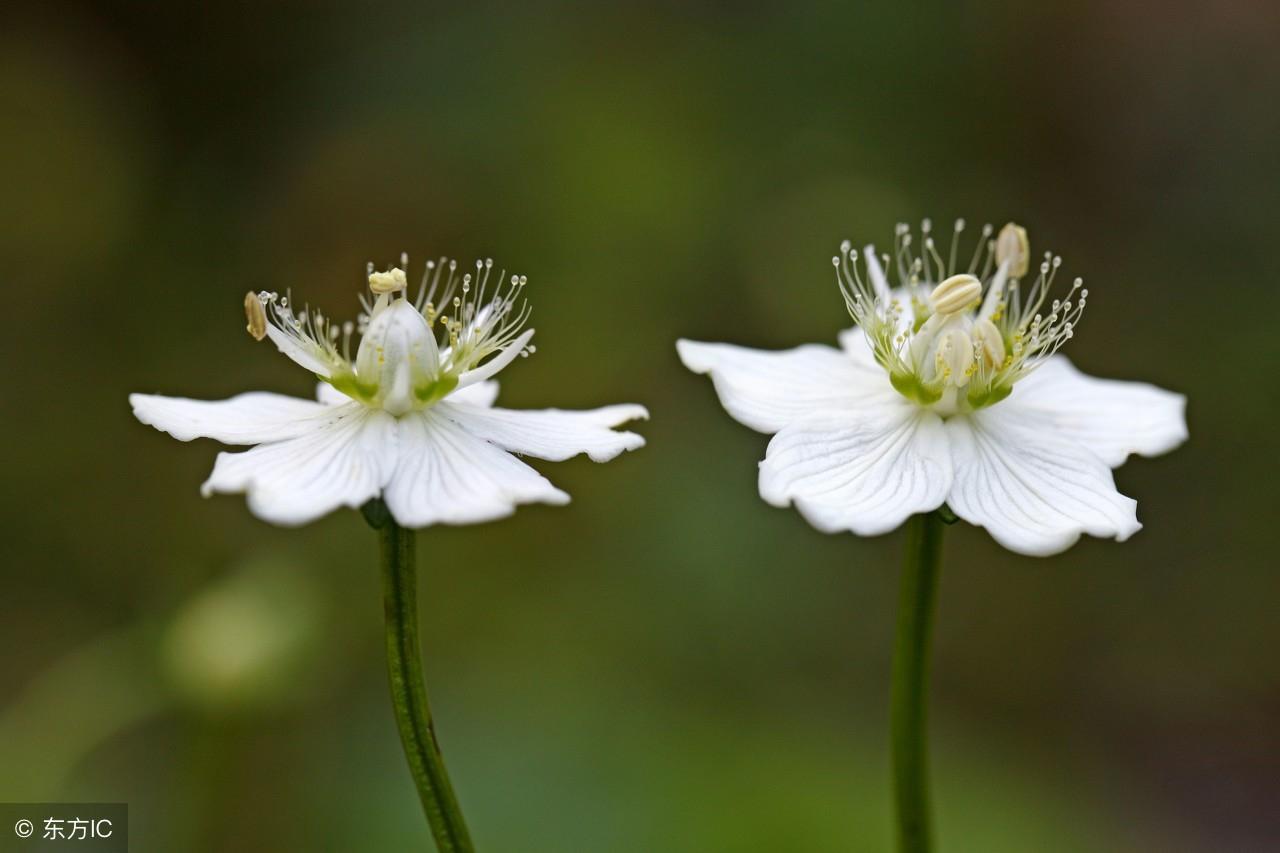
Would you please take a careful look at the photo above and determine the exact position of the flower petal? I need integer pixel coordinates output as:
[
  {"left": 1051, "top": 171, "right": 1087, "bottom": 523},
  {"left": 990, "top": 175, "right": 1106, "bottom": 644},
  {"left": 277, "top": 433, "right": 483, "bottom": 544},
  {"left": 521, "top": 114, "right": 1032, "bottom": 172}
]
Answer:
[
  {"left": 677, "top": 339, "right": 894, "bottom": 434},
  {"left": 835, "top": 328, "right": 887, "bottom": 367},
  {"left": 315, "top": 382, "right": 353, "bottom": 406},
  {"left": 448, "top": 380, "right": 500, "bottom": 408},
  {"left": 383, "top": 411, "right": 569, "bottom": 527},
  {"left": 758, "top": 399, "right": 952, "bottom": 536},
  {"left": 1002, "top": 356, "right": 1188, "bottom": 467},
  {"left": 945, "top": 408, "right": 1141, "bottom": 556},
  {"left": 201, "top": 407, "right": 397, "bottom": 526},
  {"left": 131, "top": 392, "right": 339, "bottom": 444},
  {"left": 438, "top": 401, "right": 648, "bottom": 462}
]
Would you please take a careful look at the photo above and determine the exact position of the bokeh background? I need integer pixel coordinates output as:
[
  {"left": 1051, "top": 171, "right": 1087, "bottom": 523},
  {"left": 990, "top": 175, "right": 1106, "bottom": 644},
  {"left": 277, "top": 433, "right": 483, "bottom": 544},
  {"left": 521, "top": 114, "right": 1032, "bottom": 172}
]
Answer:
[{"left": 2, "top": 1, "right": 1277, "bottom": 850}]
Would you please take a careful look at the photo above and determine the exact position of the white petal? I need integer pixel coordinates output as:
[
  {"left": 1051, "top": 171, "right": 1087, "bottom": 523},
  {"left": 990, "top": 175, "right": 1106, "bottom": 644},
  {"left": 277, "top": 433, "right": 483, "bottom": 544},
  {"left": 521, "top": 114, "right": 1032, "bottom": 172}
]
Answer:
[
  {"left": 438, "top": 401, "right": 648, "bottom": 462},
  {"left": 758, "top": 399, "right": 952, "bottom": 536},
  {"left": 945, "top": 408, "right": 1141, "bottom": 556},
  {"left": 202, "top": 407, "right": 397, "bottom": 526},
  {"left": 677, "top": 339, "right": 894, "bottom": 434},
  {"left": 383, "top": 411, "right": 569, "bottom": 527},
  {"left": 1002, "top": 356, "right": 1188, "bottom": 467},
  {"left": 455, "top": 328, "right": 535, "bottom": 390},
  {"left": 316, "top": 382, "right": 353, "bottom": 405},
  {"left": 835, "top": 328, "right": 884, "bottom": 368},
  {"left": 131, "top": 391, "right": 338, "bottom": 444},
  {"left": 448, "top": 380, "right": 499, "bottom": 408},
  {"left": 264, "top": 324, "right": 334, "bottom": 378}
]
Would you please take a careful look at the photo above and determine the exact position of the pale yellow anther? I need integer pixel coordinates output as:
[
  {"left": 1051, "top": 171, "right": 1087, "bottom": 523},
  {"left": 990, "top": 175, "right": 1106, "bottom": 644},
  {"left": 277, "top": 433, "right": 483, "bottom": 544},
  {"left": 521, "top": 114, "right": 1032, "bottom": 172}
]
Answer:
[
  {"left": 930, "top": 274, "right": 982, "bottom": 316},
  {"left": 971, "top": 317, "right": 1006, "bottom": 368},
  {"left": 244, "top": 291, "right": 267, "bottom": 341},
  {"left": 995, "top": 222, "right": 1029, "bottom": 278},
  {"left": 368, "top": 267, "right": 408, "bottom": 295}
]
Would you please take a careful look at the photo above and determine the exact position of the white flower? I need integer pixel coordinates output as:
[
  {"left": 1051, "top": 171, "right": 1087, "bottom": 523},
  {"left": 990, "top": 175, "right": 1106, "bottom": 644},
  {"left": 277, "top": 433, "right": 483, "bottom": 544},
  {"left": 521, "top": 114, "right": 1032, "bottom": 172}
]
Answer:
[
  {"left": 678, "top": 220, "right": 1187, "bottom": 556},
  {"left": 133, "top": 256, "right": 648, "bottom": 527}
]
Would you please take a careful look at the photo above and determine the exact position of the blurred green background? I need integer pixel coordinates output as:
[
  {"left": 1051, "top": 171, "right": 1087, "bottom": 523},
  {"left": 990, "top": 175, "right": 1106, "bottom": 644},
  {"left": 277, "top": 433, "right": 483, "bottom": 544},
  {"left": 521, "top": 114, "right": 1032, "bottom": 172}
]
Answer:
[{"left": 2, "top": 1, "right": 1277, "bottom": 850}]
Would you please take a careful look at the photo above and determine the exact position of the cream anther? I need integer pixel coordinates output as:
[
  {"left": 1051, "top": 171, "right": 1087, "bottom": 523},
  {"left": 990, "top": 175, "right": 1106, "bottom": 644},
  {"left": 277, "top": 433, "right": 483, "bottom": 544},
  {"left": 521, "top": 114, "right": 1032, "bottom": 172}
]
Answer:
[
  {"left": 930, "top": 274, "right": 982, "bottom": 315},
  {"left": 996, "top": 223, "right": 1029, "bottom": 278},
  {"left": 369, "top": 267, "right": 408, "bottom": 295}
]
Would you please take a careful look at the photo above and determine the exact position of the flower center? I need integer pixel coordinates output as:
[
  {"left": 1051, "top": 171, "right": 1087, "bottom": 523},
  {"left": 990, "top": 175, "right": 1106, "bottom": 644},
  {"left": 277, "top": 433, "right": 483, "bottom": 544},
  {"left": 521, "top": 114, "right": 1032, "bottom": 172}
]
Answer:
[
  {"left": 244, "top": 255, "right": 533, "bottom": 413},
  {"left": 835, "top": 219, "right": 1087, "bottom": 416}
]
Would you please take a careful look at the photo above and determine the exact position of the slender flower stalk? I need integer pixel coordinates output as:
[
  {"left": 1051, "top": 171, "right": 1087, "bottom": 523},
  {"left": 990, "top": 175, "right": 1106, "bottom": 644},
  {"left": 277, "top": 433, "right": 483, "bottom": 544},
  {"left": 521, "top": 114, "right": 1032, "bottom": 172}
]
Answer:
[
  {"left": 369, "top": 501, "right": 474, "bottom": 852},
  {"left": 890, "top": 512, "right": 945, "bottom": 853}
]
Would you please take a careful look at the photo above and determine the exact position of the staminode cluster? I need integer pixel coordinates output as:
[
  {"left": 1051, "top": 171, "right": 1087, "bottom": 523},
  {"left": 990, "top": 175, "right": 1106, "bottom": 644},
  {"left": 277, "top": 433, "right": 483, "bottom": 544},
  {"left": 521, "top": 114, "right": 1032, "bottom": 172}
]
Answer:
[
  {"left": 243, "top": 255, "right": 535, "bottom": 414},
  {"left": 835, "top": 220, "right": 1085, "bottom": 414}
]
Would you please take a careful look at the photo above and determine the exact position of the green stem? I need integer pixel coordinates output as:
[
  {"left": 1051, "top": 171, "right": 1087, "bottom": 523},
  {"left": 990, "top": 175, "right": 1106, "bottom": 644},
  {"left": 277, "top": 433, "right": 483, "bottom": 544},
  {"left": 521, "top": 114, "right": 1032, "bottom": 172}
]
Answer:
[
  {"left": 890, "top": 512, "right": 945, "bottom": 853},
  {"left": 375, "top": 508, "right": 475, "bottom": 852}
]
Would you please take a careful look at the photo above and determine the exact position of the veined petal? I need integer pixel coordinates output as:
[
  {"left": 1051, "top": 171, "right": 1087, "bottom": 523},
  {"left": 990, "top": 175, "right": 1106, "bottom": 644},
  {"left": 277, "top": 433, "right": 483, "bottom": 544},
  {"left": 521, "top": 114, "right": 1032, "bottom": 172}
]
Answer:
[
  {"left": 202, "top": 407, "right": 398, "bottom": 526},
  {"left": 677, "top": 339, "right": 894, "bottom": 434},
  {"left": 1001, "top": 356, "right": 1188, "bottom": 467},
  {"left": 439, "top": 401, "right": 648, "bottom": 462},
  {"left": 315, "top": 382, "right": 353, "bottom": 406},
  {"left": 836, "top": 328, "right": 891, "bottom": 368},
  {"left": 945, "top": 408, "right": 1141, "bottom": 556},
  {"left": 449, "top": 379, "right": 500, "bottom": 408},
  {"left": 383, "top": 411, "right": 569, "bottom": 527},
  {"left": 455, "top": 328, "right": 535, "bottom": 390},
  {"left": 758, "top": 400, "right": 951, "bottom": 536},
  {"left": 131, "top": 392, "right": 338, "bottom": 444}
]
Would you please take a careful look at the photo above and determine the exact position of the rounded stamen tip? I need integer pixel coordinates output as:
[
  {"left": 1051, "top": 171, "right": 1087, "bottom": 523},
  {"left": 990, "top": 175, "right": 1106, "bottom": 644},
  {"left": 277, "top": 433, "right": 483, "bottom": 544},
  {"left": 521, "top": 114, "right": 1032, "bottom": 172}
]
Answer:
[
  {"left": 369, "top": 267, "right": 408, "bottom": 295},
  {"left": 244, "top": 291, "right": 267, "bottom": 341},
  {"left": 996, "top": 222, "right": 1030, "bottom": 278},
  {"left": 930, "top": 274, "right": 982, "bottom": 315}
]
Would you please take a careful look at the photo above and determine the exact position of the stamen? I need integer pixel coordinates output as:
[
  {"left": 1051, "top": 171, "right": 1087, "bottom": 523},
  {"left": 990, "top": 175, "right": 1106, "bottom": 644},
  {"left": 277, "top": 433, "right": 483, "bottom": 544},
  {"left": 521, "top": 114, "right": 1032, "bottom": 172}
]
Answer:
[
  {"left": 966, "top": 223, "right": 993, "bottom": 274},
  {"left": 244, "top": 291, "right": 267, "bottom": 341},
  {"left": 995, "top": 222, "right": 1030, "bottom": 278},
  {"left": 930, "top": 274, "right": 982, "bottom": 315},
  {"left": 369, "top": 267, "right": 408, "bottom": 295},
  {"left": 925, "top": 237, "right": 947, "bottom": 284},
  {"left": 948, "top": 218, "right": 964, "bottom": 277},
  {"left": 836, "top": 218, "right": 1088, "bottom": 413}
]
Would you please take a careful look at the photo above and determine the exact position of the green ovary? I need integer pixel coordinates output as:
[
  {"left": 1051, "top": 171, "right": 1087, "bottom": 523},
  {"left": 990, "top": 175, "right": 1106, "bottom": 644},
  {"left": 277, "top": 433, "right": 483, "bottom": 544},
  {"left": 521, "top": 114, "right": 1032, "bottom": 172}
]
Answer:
[
  {"left": 326, "top": 372, "right": 379, "bottom": 405},
  {"left": 888, "top": 371, "right": 1014, "bottom": 414},
  {"left": 966, "top": 382, "right": 1012, "bottom": 411},
  {"left": 890, "top": 372, "right": 943, "bottom": 407},
  {"left": 413, "top": 375, "right": 458, "bottom": 406},
  {"left": 324, "top": 372, "right": 459, "bottom": 411}
]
